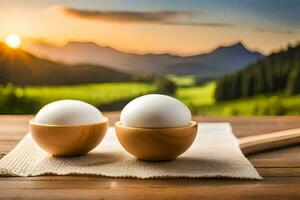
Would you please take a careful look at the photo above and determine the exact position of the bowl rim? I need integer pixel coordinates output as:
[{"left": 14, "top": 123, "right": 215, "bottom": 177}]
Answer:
[
  {"left": 30, "top": 116, "right": 108, "bottom": 128},
  {"left": 115, "top": 121, "right": 197, "bottom": 131}
]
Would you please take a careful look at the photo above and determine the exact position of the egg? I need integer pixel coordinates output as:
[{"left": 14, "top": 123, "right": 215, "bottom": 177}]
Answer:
[
  {"left": 120, "top": 94, "right": 191, "bottom": 128},
  {"left": 35, "top": 100, "right": 103, "bottom": 125}
]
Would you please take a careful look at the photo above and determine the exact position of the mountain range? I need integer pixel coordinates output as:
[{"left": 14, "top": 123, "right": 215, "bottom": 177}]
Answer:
[
  {"left": 24, "top": 41, "right": 264, "bottom": 79},
  {"left": 0, "top": 43, "right": 131, "bottom": 86}
]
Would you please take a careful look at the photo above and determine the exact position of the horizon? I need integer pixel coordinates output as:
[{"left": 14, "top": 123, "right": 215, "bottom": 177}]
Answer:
[
  {"left": 1, "top": 38, "right": 269, "bottom": 59},
  {"left": 3, "top": 38, "right": 300, "bottom": 58},
  {"left": 0, "top": 0, "right": 300, "bottom": 56},
  {"left": 20, "top": 39, "right": 267, "bottom": 58}
]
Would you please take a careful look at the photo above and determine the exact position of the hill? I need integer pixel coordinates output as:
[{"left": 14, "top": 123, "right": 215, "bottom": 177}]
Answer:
[
  {"left": 0, "top": 43, "right": 132, "bottom": 86},
  {"left": 24, "top": 41, "right": 263, "bottom": 79},
  {"left": 215, "top": 43, "right": 300, "bottom": 101}
]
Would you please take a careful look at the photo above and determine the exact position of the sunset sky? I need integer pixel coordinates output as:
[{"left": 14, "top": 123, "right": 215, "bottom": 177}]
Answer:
[{"left": 0, "top": 0, "right": 300, "bottom": 55}]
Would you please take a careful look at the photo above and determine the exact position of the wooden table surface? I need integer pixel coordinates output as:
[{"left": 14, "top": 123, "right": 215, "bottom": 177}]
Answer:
[{"left": 0, "top": 113, "right": 300, "bottom": 200}]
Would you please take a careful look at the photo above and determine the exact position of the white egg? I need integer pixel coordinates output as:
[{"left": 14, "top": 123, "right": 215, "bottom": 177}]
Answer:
[
  {"left": 120, "top": 94, "right": 191, "bottom": 128},
  {"left": 35, "top": 100, "right": 103, "bottom": 125}
]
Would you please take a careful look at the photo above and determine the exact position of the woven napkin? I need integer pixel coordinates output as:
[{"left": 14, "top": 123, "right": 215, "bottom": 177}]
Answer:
[{"left": 0, "top": 123, "right": 262, "bottom": 179}]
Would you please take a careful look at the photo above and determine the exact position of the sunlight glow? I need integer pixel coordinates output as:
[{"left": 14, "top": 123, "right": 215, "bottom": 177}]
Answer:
[{"left": 5, "top": 34, "right": 22, "bottom": 49}]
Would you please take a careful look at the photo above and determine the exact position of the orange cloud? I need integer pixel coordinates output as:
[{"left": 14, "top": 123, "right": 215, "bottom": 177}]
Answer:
[
  {"left": 255, "top": 27, "right": 295, "bottom": 35},
  {"left": 60, "top": 6, "right": 233, "bottom": 27}
]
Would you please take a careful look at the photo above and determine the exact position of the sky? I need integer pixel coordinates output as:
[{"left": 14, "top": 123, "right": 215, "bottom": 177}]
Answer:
[{"left": 0, "top": 0, "right": 300, "bottom": 55}]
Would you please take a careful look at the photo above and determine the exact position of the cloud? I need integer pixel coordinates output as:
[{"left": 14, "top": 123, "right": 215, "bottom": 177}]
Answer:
[
  {"left": 255, "top": 27, "right": 295, "bottom": 35},
  {"left": 59, "top": 6, "right": 233, "bottom": 27}
]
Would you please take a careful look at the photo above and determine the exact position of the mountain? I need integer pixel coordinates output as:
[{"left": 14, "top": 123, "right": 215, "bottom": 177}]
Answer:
[
  {"left": 161, "top": 42, "right": 264, "bottom": 79},
  {"left": 215, "top": 43, "right": 300, "bottom": 101},
  {"left": 24, "top": 41, "right": 264, "bottom": 79},
  {"left": 0, "top": 43, "right": 131, "bottom": 86}
]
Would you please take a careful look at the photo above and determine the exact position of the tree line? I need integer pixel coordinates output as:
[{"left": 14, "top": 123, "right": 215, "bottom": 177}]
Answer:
[{"left": 215, "top": 43, "right": 300, "bottom": 101}]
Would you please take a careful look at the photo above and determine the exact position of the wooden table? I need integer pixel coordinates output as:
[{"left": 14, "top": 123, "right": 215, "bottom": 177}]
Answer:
[{"left": 0, "top": 113, "right": 300, "bottom": 200}]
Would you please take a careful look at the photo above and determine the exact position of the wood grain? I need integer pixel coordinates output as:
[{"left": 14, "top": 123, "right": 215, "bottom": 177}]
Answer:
[
  {"left": 30, "top": 118, "right": 109, "bottom": 156},
  {"left": 115, "top": 121, "right": 197, "bottom": 160},
  {"left": 0, "top": 177, "right": 299, "bottom": 200},
  {"left": 0, "top": 114, "right": 300, "bottom": 200},
  {"left": 239, "top": 128, "right": 300, "bottom": 155}
]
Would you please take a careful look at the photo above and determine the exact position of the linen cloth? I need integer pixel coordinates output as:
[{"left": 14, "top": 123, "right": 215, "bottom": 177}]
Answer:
[{"left": 0, "top": 123, "right": 262, "bottom": 179}]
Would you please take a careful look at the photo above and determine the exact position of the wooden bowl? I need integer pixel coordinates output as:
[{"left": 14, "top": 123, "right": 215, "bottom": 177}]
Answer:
[
  {"left": 30, "top": 117, "right": 108, "bottom": 156},
  {"left": 115, "top": 121, "right": 198, "bottom": 161}
]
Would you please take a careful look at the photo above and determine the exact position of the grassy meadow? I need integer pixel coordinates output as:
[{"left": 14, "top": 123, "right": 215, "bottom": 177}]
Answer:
[
  {"left": 15, "top": 82, "right": 156, "bottom": 105},
  {"left": 177, "top": 81, "right": 300, "bottom": 115},
  {"left": 166, "top": 75, "right": 196, "bottom": 87},
  {"left": 1, "top": 76, "right": 300, "bottom": 115},
  {"left": 0, "top": 82, "right": 156, "bottom": 114},
  {"left": 176, "top": 82, "right": 216, "bottom": 107}
]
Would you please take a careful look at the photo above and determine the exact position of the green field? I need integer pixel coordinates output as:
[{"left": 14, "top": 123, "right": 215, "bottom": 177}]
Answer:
[
  {"left": 202, "top": 94, "right": 300, "bottom": 116},
  {"left": 16, "top": 82, "right": 156, "bottom": 105},
  {"left": 176, "top": 82, "right": 216, "bottom": 107},
  {"left": 2, "top": 80, "right": 300, "bottom": 115},
  {"left": 176, "top": 82, "right": 300, "bottom": 115},
  {"left": 166, "top": 75, "right": 196, "bottom": 87}
]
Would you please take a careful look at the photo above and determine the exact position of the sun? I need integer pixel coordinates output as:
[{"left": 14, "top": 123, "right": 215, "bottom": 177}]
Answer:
[{"left": 5, "top": 34, "right": 22, "bottom": 49}]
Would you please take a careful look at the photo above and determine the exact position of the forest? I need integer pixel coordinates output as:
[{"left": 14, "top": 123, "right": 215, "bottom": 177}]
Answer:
[{"left": 215, "top": 43, "right": 300, "bottom": 101}]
